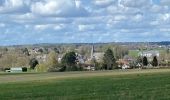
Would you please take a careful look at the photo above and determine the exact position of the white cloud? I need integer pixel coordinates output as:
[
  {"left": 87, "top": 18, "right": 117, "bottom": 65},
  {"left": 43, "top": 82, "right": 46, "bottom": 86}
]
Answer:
[
  {"left": 0, "top": 23, "right": 5, "bottom": 27},
  {"left": 159, "top": 13, "right": 170, "bottom": 22},
  {"left": 34, "top": 24, "right": 65, "bottom": 31},
  {"left": 120, "top": 0, "right": 151, "bottom": 8},
  {"left": 78, "top": 24, "right": 95, "bottom": 31},
  {"left": 93, "top": 0, "right": 116, "bottom": 8},
  {"left": 0, "top": 0, "right": 170, "bottom": 45},
  {"left": 107, "top": 4, "right": 140, "bottom": 15},
  {"left": 160, "top": 0, "right": 170, "bottom": 5},
  {"left": 31, "top": 0, "right": 88, "bottom": 17},
  {"left": 150, "top": 5, "right": 162, "bottom": 13},
  {"left": 75, "top": 0, "right": 81, "bottom": 8},
  {"left": 12, "top": 13, "right": 35, "bottom": 20},
  {"left": 54, "top": 24, "right": 65, "bottom": 30},
  {"left": 34, "top": 24, "right": 47, "bottom": 30},
  {"left": 132, "top": 14, "right": 143, "bottom": 22},
  {"left": 0, "top": 0, "right": 30, "bottom": 13},
  {"left": 114, "top": 15, "right": 127, "bottom": 20}
]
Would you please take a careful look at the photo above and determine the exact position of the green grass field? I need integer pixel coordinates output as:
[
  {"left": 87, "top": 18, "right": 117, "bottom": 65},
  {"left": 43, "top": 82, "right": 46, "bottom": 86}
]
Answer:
[
  {"left": 128, "top": 50, "right": 139, "bottom": 58},
  {"left": 1, "top": 69, "right": 170, "bottom": 100}
]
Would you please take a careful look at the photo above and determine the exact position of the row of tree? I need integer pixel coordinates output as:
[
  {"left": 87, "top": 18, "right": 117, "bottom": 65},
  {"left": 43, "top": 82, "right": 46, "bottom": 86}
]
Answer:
[{"left": 137, "top": 56, "right": 158, "bottom": 67}]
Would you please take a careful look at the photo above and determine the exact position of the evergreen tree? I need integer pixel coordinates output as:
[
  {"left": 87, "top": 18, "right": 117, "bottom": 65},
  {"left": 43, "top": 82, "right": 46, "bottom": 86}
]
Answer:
[
  {"left": 61, "top": 51, "right": 77, "bottom": 71},
  {"left": 103, "top": 48, "right": 116, "bottom": 70},
  {"left": 152, "top": 56, "right": 158, "bottom": 67},
  {"left": 29, "top": 58, "right": 39, "bottom": 69},
  {"left": 143, "top": 56, "right": 148, "bottom": 66}
]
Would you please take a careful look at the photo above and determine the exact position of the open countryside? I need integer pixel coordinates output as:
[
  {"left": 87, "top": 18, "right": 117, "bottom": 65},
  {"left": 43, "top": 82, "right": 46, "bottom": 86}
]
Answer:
[
  {"left": 1, "top": 69, "right": 170, "bottom": 99},
  {"left": 0, "top": 0, "right": 170, "bottom": 99}
]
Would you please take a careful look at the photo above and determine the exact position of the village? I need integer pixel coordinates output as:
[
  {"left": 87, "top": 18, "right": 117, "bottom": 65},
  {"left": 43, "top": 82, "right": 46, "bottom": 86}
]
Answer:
[
  {"left": 1, "top": 0, "right": 170, "bottom": 99},
  {"left": 0, "top": 42, "right": 169, "bottom": 73}
]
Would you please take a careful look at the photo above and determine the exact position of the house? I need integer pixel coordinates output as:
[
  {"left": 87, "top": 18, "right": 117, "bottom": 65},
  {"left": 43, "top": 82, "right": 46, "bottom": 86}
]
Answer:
[
  {"left": 138, "top": 50, "right": 159, "bottom": 58},
  {"left": 6, "top": 67, "right": 23, "bottom": 73},
  {"left": 116, "top": 59, "right": 130, "bottom": 69},
  {"left": 57, "top": 54, "right": 63, "bottom": 63},
  {"left": 123, "top": 55, "right": 134, "bottom": 62},
  {"left": 138, "top": 50, "right": 160, "bottom": 62},
  {"left": 93, "top": 52, "right": 104, "bottom": 62},
  {"left": 136, "top": 63, "right": 142, "bottom": 68},
  {"left": 29, "top": 47, "right": 44, "bottom": 55},
  {"left": 84, "top": 66, "right": 95, "bottom": 71},
  {"left": 76, "top": 53, "right": 85, "bottom": 64},
  {"left": 83, "top": 64, "right": 95, "bottom": 71},
  {"left": 122, "top": 64, "right": 130, "bottom": 69}
]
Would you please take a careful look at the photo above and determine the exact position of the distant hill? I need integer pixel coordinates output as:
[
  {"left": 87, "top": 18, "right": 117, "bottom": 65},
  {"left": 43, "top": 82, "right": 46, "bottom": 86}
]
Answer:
[
  {"left": 157, "top": 41, "right": 170, "bottom": 45},
  {"left": 0, "top": 41, "right": 169, "bottom": 47}
]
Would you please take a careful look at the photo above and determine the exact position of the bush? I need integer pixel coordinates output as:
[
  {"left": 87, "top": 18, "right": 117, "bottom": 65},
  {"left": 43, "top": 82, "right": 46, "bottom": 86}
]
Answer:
[
  {"left": 48, "top": 64, "right": 84, "bottom": 72},
  {"left": 48, "top": 65, "right": 61, "bottom": 72},
  {"left": 4, "top": 68, "right": 10, "bottom": 71},
  {"left": 65, "top": 66, "right": 78, "bottom": 71},
  {"left": 76, "top": 64, "right": 84, "bottom": 71},
  {"left": 22, "top": 67, "right": 27, "bottom": 72},
  {"left": 35, "top": 63, "right": 48, "bottom": 72},
  {"left": 48, "top": 64, "right": 66, "bottom": 72}
]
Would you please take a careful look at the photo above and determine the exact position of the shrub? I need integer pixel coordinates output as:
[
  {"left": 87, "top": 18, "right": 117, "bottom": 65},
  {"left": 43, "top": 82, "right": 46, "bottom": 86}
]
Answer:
[
  {"left": 35, "top": 63, "right": 48, "bottom": 72},
  {"left": 48, "top": 64, "right": 66, "bottom": 72},
  {"left": 22, "top": 67, "right": 27, "bottom": 72},
  {"left": 4, "top": 68, "right": 10, "bottom": 71}
]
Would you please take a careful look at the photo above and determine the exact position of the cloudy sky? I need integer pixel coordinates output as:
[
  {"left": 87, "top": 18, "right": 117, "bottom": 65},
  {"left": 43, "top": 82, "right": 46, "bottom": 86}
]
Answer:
[{"left": 0, "top": 0, "right": 170, "bottom": 45}]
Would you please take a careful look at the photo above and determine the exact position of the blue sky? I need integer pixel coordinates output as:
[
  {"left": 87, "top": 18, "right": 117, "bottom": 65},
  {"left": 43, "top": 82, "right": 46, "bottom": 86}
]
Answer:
[{"left": 0, "top": 0, "right": 170, "bottom": 45}]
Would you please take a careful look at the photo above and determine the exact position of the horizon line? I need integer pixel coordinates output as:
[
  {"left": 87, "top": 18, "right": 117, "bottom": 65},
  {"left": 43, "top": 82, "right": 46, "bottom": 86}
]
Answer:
[{"left": 1, "top": 41, "right": 170, "bottom": 47}]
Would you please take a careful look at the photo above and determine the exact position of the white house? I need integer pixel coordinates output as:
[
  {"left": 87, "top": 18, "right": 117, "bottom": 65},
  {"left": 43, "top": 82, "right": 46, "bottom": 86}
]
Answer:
[
  {"left": 84, "top": 65, "right": 95, "bottom": 71},
  {"left": 122, "top": 64, "right": 130, "bottom": 69},
  {"left": 138, "top": 50, "right": 159, "bottom": 58},
  {"left": 117, "top": 59, "right": 130, "bottom": 69}
]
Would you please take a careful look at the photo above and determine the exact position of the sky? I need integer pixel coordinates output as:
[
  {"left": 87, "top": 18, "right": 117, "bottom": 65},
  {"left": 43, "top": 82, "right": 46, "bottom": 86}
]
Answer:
[{"left": 0, "top": 0, "right": 170, "bottom": 45}]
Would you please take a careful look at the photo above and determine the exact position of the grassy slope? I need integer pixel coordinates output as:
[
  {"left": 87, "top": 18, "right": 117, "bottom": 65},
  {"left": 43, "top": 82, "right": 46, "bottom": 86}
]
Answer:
[{"left": 0, "top": 69, "right": 170, "bottom": 100}]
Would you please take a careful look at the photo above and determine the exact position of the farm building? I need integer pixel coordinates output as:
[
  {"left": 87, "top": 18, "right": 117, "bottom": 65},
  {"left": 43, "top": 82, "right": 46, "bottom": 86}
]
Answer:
[{"left": 5, "top": 67, "right": 27, "bottom": 72}]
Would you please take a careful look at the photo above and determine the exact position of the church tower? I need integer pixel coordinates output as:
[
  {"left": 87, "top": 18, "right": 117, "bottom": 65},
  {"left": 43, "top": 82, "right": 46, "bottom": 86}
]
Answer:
[{"left": 91, "top": 45, "right": 94, "bottom": 59}]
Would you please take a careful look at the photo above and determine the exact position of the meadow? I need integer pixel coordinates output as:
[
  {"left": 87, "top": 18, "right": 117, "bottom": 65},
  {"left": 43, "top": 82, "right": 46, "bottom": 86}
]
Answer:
[{"left": 0, "top": 69, "right": 170, "bottom": 100}]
